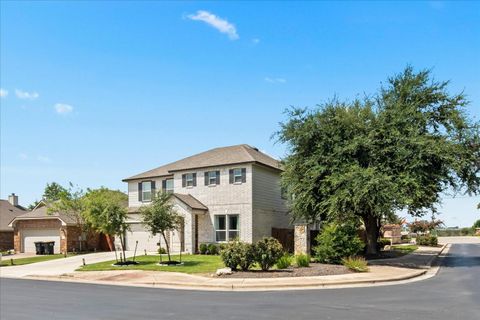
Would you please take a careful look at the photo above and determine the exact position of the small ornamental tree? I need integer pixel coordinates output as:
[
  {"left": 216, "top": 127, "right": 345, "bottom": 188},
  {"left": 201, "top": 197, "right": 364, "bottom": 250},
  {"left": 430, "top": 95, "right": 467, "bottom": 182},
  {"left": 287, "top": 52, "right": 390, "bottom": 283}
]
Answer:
[
  {"left": 408, "top": 219, "right": 443, "bottom": 234},
  {"left": 48, "top": 183, "right": 88, "bottom": 251},
  {"left": 83, "top": 188, "right": 129, "bottom": 263},
  {"left": 140, "top": 192, "right": 182, "bottom": 263}
]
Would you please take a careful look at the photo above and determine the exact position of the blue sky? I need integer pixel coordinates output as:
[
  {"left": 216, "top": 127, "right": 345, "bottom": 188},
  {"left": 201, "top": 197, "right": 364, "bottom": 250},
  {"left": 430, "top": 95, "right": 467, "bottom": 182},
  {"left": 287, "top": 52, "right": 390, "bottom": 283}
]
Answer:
[{"left": 1, "top": 1, "right": 479, "bottom": 227}]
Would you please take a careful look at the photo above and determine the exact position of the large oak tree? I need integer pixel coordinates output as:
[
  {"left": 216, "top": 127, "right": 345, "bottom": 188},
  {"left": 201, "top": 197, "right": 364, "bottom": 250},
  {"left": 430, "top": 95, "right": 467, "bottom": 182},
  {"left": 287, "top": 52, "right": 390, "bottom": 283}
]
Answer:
[{"left": 277, "top": 67, "right": 480, "bottom": 254}]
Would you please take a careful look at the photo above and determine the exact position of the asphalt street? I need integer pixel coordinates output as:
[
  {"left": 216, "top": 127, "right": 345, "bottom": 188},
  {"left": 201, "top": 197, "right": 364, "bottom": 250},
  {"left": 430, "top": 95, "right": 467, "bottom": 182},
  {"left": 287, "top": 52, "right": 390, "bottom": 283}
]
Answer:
[{"left": 1, "top": 243, "right": 479, "bottom": 320}]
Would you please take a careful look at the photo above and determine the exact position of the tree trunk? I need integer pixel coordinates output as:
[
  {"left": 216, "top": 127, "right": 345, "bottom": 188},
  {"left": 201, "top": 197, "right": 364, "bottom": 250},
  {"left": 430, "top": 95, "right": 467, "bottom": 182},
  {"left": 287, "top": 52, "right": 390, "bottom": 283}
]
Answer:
[
  {"left": 119, "top": 232, "right": 127, "bottom": 263},
  {"left": 364, "top": 214, "right": 380, "bottom": 255},
  {"left": 161, "top": 232, "right": 171, "bottom": 262}
]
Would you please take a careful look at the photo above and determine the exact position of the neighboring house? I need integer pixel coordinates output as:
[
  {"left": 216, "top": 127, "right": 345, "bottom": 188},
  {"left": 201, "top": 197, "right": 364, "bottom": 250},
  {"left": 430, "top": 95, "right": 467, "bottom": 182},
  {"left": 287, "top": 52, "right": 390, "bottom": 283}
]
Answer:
[
  {"left": 123, "top": 144, "right": 290, "bottom": 254},
  {"left": 0, "top": 194, "right": 27, "bottom": 251},
  {"left": 8, "top": 201, "right": 106, "bottom": 254}
]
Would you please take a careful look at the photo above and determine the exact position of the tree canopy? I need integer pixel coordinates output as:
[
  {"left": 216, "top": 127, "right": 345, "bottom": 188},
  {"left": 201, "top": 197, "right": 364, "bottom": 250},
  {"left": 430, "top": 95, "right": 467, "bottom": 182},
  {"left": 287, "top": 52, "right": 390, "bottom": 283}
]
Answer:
[{"left": 277, "top": 67, "right": 480, "bottom": 254}]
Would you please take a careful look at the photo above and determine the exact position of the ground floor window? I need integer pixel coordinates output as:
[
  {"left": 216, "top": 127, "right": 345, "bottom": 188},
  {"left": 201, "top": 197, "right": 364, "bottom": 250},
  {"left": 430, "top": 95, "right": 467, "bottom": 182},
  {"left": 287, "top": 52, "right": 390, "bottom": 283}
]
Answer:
[{"left": 214, "top": 214, "right": 239, "bottom": 242}]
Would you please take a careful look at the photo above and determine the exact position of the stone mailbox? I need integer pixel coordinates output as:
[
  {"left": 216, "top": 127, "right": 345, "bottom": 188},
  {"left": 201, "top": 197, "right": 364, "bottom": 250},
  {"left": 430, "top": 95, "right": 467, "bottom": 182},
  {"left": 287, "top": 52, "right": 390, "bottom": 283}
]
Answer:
[{"left": 294, "top": 224, "right": 310, "bottom": 255}]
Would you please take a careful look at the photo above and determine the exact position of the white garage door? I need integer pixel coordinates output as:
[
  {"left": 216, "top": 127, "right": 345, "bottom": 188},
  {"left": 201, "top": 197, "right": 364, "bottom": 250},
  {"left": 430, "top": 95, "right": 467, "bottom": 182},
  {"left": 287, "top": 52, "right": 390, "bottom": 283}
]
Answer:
[
  {"left": 22, "top": 229, "right": 61, "bottom": 254},
  {"left": 125, "top": 224, "right": 163, "bottom": 253}
]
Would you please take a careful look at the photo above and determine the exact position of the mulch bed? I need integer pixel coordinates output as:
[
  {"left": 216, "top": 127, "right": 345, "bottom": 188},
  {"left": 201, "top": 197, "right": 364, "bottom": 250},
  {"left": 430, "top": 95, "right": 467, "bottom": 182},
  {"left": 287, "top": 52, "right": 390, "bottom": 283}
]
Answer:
[{"left": 218, "top": 263, "right": 352, "bottom": 278}]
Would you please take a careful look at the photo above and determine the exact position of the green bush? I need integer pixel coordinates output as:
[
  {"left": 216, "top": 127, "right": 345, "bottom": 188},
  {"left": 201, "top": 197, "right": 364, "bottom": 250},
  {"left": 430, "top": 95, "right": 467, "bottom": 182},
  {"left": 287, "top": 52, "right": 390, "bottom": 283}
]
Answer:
[
  {"left": 254, "top": 237, "right": 284, "bottom": 271},
  {"left": 238, "top": 242, "right": 255, "bottom": 271},
  {"left": 416, "top": 235, "right": 438, "bottom": 246},
  {"left": 378, "top": 238, "right": 391, "bottom": 250},
  {"left": 207, "top": 243, "right": 219, "bottom": 255},
  {"left": 342, "top": 256, "right": 369, "bottom": 272},
  {"left": 276, "top": 254, "right": 292, "bottom": 269},
  {"left": 199, "top": 243, "right": 208, "bottom": 255},
  {"left": 220, "top": 241, "right": 243, "bottom": 271},
  {"left": 158, "top": 247, "right": 166, "bottom": 254},
  {"left": 295, "top": 254, "right": 310, "bottom": 267},
  {"left": 313, "top": 222, "right": 365, "bottom": 264}
]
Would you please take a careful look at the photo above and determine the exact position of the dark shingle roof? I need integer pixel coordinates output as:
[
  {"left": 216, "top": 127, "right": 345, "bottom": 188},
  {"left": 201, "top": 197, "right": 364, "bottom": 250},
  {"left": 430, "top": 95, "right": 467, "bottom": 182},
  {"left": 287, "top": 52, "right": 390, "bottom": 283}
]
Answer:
[
  {"left": 0, "top": 200, "right": 27, "bottom": 231},
  {"left": 172, "top": 193, "right": 208, "bottom": 211},
  {"left": 123, "top": 144, "right": 281, "bottom": 181},
  {"left": 9, "top": 202, "right": 77, "bottom": 226}
]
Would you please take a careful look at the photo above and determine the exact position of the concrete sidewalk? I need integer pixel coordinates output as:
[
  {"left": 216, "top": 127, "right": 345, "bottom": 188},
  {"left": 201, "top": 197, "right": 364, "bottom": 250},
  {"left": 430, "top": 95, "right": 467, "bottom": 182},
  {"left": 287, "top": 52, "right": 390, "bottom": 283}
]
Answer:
[{"left": 0, "top": 251, "right": 136, "bottom": 278}]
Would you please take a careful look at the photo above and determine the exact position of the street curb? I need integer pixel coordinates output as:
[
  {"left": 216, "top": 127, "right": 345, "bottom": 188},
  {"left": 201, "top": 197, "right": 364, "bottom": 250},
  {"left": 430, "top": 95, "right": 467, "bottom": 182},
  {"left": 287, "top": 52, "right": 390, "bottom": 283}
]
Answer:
[{"left": 1, "top": 244, "right": 449, "bottom": 292}]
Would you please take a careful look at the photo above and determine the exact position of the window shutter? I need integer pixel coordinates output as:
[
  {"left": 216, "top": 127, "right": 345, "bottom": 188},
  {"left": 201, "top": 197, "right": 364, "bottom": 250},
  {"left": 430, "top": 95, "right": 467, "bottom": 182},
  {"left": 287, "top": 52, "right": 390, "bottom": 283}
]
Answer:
[
  {"left": 162, "top": 180, "right": 167, "bottom": 192},
  {"left": 151, "top": 181, "right": 156, "bottom": 198},
  {"left": 182, "top": 174, "right": 186, "bottom": 188},
  {"left": 216, "top": 171, "right": 220, "bottom": 185},
  {"left": 241, "top": 168, "right": 247, "bottom": 183},
  {"left": 229, "top": 169, "right": 234, "bottom": 184},
  {"left": 193, "top": 173, "right": 197, "bottom": 186},
  {"left": 138, "top": 182, "right": 142, "bottom": 201},
  {"left": 204, "top": 172, "right": 209, "bottom": 186}
]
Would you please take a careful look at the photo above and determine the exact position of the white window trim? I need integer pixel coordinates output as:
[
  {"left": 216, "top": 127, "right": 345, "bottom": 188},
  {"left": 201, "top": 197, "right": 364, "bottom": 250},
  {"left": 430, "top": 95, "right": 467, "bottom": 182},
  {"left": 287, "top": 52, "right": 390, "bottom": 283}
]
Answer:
[
  {"left": 214, "top": 214, "right": 240, "bottom": 242},
  {"left": 186, "top": 173, "right": 194, "bottom": 187},
  {"left": 233, "top": 168, "right": 243, "bottom": 184},
  {"left": 166, "top": 179, "right": 174, "bottom": 193},
  {"left": 141, "top": 181, "right": 152, "bottom": 202},
  {"left": 208, "top": 171, "right": 217, "bottom": 186}
]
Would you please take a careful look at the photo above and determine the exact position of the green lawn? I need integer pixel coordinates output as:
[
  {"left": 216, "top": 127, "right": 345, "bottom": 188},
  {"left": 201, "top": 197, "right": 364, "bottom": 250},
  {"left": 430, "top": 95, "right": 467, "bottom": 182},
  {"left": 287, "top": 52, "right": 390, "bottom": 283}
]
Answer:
[
  {"left": 391, "top": 245, "right": 418, "bottom": 253},
  {"left": 0, "top": 254, "right": 72, "bottom": 267},
  {"left": 78, "top": 254, "right": 224, "bottom": 274}
]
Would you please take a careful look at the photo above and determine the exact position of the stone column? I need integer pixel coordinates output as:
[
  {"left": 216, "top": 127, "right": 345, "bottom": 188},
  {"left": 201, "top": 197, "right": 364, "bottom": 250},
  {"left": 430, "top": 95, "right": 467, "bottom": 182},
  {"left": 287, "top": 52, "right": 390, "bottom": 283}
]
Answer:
[{"left": 294, "top": 224, "right": 310, "bottom": 255}]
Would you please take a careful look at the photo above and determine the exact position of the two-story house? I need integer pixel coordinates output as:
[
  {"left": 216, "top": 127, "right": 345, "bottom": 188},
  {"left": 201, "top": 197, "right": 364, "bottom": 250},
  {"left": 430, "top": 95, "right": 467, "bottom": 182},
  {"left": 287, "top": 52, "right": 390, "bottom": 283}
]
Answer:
[{"left": 122, "top": 144, "right": 290, "bottom": 254}]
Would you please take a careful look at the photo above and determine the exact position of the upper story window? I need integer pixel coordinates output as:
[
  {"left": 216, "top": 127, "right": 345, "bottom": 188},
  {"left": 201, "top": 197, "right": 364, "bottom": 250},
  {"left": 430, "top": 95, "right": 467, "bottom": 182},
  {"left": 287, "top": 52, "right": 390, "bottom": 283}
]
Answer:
[
  {"left": 229, "top": 168, "right": 246, "bottom": 184},
  {"left": 204, "top": 170, "right": 220, "bottom": 186},
  {"left": 182, "top": 173, "right": 197, "bottom": 188},
  {"left": 165, "top": 179, "right": 174, "bottom": 193},
  {"left": 162, "top": 178, "right": 174, "bottom": 194},
  {"left": 138, "top": 181, "right": 155, "bottom": 202}
]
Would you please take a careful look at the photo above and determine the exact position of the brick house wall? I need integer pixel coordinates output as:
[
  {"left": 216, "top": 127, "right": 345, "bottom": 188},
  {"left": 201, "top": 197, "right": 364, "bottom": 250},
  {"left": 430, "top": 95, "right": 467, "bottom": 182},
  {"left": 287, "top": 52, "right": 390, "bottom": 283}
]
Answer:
[
  {"left": 0, "top": 231, "right": 14, "bottom": 251},
  {"left": 13, "top": 219, "right": 103, "bottom": 253}
]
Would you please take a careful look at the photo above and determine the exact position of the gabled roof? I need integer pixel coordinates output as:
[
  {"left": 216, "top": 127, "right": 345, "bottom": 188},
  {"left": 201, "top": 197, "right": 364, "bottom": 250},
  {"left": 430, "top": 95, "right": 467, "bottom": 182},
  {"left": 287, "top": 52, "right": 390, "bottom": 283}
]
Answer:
[
  {"left": 123, "top": 144, "right": 281, "bottom": 181},
  {"left": 172, "top": 193, "right": 208, "bottom": 211},
  {"left": 127, "top": 193, "right": 208, "bottom": 213},
  {"left": 8, "top": 201, "right": 77, "bottom": 226},
  {"left": 0, "top": 200, "right": 27, "bottom": 231}
]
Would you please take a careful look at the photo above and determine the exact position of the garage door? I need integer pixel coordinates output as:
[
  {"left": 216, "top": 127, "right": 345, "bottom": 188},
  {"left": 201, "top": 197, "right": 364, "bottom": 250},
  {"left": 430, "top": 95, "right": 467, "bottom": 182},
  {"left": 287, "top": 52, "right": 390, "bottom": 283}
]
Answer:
[
  {"left": 22, "top": 229, "right": 61, "bottom": 253},
  {"left": 125, "top": 224, "right": 163, "bottom": 253}
]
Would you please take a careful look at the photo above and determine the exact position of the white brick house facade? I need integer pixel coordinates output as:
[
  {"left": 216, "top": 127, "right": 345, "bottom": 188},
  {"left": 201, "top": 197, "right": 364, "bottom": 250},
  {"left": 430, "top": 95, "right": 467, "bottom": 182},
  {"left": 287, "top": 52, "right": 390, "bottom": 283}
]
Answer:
[{"left": 123, "top": 145, "right": 290, "bottom": 254}]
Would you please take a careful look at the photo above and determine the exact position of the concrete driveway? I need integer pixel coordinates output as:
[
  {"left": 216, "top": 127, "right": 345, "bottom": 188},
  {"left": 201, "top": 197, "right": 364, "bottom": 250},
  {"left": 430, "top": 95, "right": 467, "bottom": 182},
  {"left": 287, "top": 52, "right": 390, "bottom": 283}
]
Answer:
[{"left": 0, "top": 251, "right": 135, "bottom": 278}]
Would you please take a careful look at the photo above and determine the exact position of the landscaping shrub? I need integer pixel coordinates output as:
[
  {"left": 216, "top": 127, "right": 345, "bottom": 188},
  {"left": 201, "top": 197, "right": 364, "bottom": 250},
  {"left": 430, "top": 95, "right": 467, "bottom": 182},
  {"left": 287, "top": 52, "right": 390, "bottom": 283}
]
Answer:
[
  {"left": 238, "top": 242, "right": 255, "bottom": 271},
  {"left": 254, "top": 237, "right": 284, "bottom": 271},
  {"left": 378, "top": 238, "right": 391, "bottom": 250},
  {"left": 158, "top": 247, "right": 166, "bottom": 254},
  {"left": 416, "top": 235, "right": 438, "bottom": 246},
  {"left": 295, "top": 254, "right": 310, "bottom": 267},
  {"left": 342, "top": 256, "right": 369, "bottom": 272},
  {"left": 207, "top": 243, "right": 219, "bottom": 255},
  {"left": 199, "top": 243, "right": 208, "bottom": 255},
  {"left": 313, "top": 222, "right": 365, "bottom": 264},
  {"left": 276, "top": 254, "right": 293, "bottom": 269},
  {"left": 401, "top": 235, "right": 411, "bottom": 243},
  {"left": 220, "top": 241, "right": 242, "bottom": 271}
]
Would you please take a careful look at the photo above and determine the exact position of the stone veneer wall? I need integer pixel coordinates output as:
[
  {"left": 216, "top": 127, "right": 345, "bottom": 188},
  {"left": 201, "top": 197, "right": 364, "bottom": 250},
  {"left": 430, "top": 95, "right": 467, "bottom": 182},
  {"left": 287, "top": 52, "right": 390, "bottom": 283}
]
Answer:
[{"left": 294, "top": 224, "right": 310, "bottom": 255}]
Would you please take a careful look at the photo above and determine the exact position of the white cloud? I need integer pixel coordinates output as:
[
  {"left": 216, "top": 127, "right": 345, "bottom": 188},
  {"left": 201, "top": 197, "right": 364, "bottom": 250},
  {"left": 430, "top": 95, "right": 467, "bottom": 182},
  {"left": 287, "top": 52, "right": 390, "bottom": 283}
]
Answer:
[
  {"left": 264, "top": 77, "right": 287, "bottom": 84},
  {"left": 187, "top": 10, "right": 239, "bottom": 40},
  {"left": 0, "top": 88, "right": 8, "bottom": 98},
  {"left": 19, "top": 153, "right": 28, "bottom": 160},
  {"left": 15, "top": 89, "right": 39, "bottom": 100},
  {"left": 54, "top": 103, "right": 73, "bottom": 114},
  {"left": 37, "top": 155, "right": 51, "bottom": 163}
]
